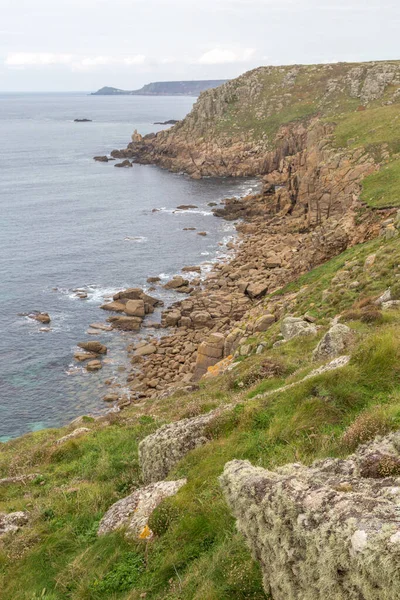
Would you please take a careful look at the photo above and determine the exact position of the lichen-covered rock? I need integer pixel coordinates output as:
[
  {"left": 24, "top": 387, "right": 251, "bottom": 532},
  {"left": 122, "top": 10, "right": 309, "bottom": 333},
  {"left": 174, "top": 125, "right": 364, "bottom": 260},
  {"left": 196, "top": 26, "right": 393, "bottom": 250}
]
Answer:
[
  {"left": 0, "top": 511, "right": 28, "bottom": 536},
  {"left": 281, "top": 316, "right": 317, "bottom": 341},
  {"left": 139, "top": 408, "right": 226, "bottom": 483},
  {"left": 312, "top": 323, "right": 353, "bottom": 361},
  {"left": 55, "top": 427, "right": 90, "bottom": 445},
  {"left": 220, "top": 432, "right": 400, "bottom": 600},
  {"left": 98, "top": 479, "right": 186, "bottom": 539}
]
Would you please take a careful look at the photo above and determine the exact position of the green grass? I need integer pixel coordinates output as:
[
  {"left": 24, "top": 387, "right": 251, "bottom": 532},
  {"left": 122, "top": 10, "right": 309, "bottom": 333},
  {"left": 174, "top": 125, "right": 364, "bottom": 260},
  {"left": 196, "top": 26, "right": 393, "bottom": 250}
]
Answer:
[
  {"left": 331, "top": 104, "right": 400, "bottom": 154},
  {"left": 360, "top": 158, "right": 400, "bottom": 207},
  {"left": 2, "top": 234, "right": 400, "bottom": 598}
]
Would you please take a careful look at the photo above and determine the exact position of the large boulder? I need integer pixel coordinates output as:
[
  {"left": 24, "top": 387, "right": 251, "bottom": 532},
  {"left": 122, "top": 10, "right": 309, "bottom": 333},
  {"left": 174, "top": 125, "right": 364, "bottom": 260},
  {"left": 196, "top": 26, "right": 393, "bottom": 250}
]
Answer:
[
  {"left": 98, "top": 479, "right": 186, "bottom": 539},
  {"left": 133, "top": 343, "right": 157, "bottom": 357},
  {"left": 220, "top": 431, "right": 400, "bottom": 600},
  {"left": 139, "top": 409, "right": 224, "bottom": 483},
  {"left": 164, "top": 276, "right": 189, "bottom": 290},
  {"left": 107, "top": 316, "right": 142, "bottom": 331},
  {"left": 86, "top": 360, "right": 102, "bottom": 372},
  {"left": 192, "top": 332, "right": 225, "bottom": 380},
  {"left": 77, "top": 341, "right": 107, "bottom": 355},
  {"left": 100, "top": 301, "right": 126, "bottom": 312},
  {"left": 124, "top": 299, "right": 145, "bottom": 317},
  {"left": 253, "top": 314, "right": 275, "bottom": 332},
  {"left": 191, "top": 311, "right": 213, "bottom": 328},
  {"left": 313, "top": 323, "right": 354, "bottom": 361},
  {"left": 281, "top": 316, "right": 317, "bottom": 341},
  {"left": 31, "top": 312, "right": 51, "bottom": 324},
  {"left": 246, "top": 282, "right": 269, "bottom": 299}
]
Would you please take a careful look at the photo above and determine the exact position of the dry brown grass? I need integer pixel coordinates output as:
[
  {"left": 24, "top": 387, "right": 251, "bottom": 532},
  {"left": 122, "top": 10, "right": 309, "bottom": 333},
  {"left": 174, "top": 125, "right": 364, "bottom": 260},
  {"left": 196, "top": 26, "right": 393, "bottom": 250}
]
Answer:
[{"left": 341, "top": 407, "right": 393, "bottom": 451}]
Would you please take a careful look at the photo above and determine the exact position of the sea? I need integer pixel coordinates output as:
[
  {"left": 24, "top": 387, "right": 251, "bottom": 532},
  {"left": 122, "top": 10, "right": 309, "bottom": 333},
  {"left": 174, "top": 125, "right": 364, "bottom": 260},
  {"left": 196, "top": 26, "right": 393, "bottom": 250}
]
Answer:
[{"left": 0, "top": 92, "right": 259, "bottom": 441}]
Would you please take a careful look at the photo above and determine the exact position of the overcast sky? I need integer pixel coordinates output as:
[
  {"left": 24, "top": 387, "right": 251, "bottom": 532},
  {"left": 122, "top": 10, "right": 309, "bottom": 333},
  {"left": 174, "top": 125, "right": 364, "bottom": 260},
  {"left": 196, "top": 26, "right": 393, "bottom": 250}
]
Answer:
[{"left": 1, "top": 0, "right": 399, "bottom": 92}]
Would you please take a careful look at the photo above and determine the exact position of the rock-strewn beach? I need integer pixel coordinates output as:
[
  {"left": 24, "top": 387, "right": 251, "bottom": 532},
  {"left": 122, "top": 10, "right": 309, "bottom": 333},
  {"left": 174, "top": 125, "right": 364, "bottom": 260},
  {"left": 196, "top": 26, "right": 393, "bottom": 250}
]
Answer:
[{"left": 82, "top": 108, "right": 393, "bottom": 409}]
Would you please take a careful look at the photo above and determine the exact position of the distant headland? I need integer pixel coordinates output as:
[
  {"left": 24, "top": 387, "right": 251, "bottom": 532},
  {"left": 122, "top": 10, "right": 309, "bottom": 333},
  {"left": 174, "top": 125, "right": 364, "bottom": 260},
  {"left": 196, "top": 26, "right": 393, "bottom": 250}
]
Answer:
[{"left": 91, "top": 80, "right": 229, "bottom": 97}]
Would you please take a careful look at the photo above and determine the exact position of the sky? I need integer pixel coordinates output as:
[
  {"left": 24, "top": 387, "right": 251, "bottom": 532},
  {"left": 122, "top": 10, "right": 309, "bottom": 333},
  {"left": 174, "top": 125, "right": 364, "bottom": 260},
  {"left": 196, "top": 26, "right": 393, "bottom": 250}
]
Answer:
[{"left": 1, "top": 0, "right": 399, "bottom": 92}]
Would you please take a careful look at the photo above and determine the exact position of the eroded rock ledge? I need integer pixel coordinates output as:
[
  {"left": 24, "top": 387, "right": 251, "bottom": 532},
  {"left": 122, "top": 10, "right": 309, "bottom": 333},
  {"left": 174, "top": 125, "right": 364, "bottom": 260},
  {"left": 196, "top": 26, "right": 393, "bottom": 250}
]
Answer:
[{"left": 220, "top": 432, "right": 400, "bottom": 600}]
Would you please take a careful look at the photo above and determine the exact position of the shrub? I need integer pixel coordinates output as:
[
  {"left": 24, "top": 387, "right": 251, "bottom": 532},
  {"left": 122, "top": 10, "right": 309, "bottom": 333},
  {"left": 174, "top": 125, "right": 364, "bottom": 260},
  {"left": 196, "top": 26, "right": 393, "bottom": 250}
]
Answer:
[
  {"left": 148, "top": 497, "right": 181, "bottom": 536},
  {"left": 341, "top": 407, "right": 393, "bottom": 451},
  {"left": 229, "top": 360, "right": 285, "bottom": 391},
  {"left": 360, "top": 309, "right": 383, "bottom": 324}
]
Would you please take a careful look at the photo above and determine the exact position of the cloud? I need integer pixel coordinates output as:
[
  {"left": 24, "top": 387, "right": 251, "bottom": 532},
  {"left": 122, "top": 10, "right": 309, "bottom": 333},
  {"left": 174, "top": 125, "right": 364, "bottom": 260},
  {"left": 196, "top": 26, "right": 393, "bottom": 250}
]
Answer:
[
  {"left": 4, "top": 53, "right": 147, "bottom": 70},
  {"left": 123, "top": 55, "right": 146, "bottom": 66},
  {"left": 5, "top": 53, "right": 74, "bottom": 66},
  {"left": 197, "top": 47, "right": 255, "bottom": 65}
]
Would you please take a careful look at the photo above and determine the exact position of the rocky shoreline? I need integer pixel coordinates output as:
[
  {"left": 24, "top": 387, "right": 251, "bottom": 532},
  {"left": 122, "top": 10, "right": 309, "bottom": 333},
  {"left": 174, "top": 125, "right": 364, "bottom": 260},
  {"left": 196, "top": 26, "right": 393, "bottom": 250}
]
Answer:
[{"left": 78, "top": 108, "right": 393, "bottom": 412}]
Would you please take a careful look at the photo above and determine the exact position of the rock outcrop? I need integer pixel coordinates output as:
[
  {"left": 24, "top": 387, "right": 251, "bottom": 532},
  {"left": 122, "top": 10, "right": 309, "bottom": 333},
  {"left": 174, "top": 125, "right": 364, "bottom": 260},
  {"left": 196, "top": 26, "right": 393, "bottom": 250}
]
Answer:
[
  {"left": 281, "top": 316, "right": 318, "bottom": 341},
  {"left": 313, "top": 323, "right": 354, "bottom": 361},
  {"left": 98, "top": 479, "right": 186, "bottom": 539},
  {"left": 139, "top": 409, "right": 227, "bottom": 483},
  {"left": 220, "top": 431, "right": 400, "bottom": 600}
]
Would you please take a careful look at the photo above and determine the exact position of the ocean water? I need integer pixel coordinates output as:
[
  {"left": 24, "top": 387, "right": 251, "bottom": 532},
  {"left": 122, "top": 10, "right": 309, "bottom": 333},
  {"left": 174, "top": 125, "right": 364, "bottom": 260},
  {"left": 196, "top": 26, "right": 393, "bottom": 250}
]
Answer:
[{"left": 0, "top": 93, "right": 259, "bottom": 441}]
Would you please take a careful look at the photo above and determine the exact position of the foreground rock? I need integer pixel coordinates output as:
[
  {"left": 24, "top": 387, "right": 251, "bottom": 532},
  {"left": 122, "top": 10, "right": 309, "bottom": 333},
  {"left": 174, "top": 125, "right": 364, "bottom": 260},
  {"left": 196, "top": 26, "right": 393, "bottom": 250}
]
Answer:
[
  {"left": 98, "top": 479, "right": 187, "bottom": 539},
  {"left": 139, "top": 408, "right": 227, "bottom": 483},
  {"left": 220, "top": 432, "right": 400, "bottom": 600},
  {"left": 0, "top": 512, "right": 28, "bottom": 536}
]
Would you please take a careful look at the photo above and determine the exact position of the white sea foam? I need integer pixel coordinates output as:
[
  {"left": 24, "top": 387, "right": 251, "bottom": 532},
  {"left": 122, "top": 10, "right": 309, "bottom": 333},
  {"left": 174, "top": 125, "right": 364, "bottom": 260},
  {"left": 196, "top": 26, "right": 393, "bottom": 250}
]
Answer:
[{"left": 124, "top": 236, "right": 148, "bottom": 243}]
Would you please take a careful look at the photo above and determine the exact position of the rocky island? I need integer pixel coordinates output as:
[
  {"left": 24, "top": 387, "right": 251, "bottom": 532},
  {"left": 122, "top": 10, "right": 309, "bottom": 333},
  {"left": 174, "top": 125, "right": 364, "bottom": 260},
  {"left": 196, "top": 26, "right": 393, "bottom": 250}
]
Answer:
[{"left": 2, "top": 60, "right": 400, "bottom": 599}]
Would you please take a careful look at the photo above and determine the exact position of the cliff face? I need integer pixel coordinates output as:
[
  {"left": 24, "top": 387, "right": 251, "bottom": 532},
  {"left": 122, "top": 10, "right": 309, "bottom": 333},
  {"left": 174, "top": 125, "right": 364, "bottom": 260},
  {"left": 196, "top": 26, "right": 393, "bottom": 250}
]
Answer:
[{"left": 112, "top": 60, "right": 400, "bottom": 178}]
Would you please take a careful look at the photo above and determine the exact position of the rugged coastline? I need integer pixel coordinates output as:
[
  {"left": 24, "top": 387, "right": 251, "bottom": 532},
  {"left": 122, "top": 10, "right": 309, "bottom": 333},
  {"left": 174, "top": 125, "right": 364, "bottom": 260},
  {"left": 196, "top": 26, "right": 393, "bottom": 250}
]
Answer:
[{"left": 2, "top": 60, "right": 400, "bottom": 598}]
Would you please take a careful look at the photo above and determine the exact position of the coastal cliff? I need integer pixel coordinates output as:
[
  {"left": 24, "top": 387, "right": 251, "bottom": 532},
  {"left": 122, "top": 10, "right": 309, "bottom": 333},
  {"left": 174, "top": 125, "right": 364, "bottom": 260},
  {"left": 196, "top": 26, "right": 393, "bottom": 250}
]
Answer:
[
  {"left": 2, "top": 61, "right": 400, "bottom": 598},
  {"left": 92, "top": 80, "right": 229, "bottom": 96},
  {"left": 112, "top": 60, "right": 400, "bottom": 177}
]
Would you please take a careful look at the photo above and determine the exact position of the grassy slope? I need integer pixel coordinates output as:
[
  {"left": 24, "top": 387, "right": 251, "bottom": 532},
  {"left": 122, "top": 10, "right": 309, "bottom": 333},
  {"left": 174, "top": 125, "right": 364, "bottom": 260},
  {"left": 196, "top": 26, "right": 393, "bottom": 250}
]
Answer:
[
  {"left": 329, "top": 104, "right": 400, "bottom": 208},
  {"left": 2, "top": 235, "right": 400, "bottom": 599}
]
